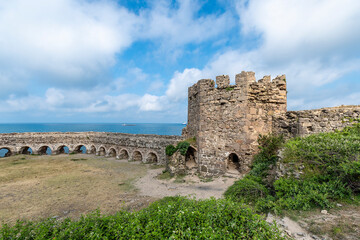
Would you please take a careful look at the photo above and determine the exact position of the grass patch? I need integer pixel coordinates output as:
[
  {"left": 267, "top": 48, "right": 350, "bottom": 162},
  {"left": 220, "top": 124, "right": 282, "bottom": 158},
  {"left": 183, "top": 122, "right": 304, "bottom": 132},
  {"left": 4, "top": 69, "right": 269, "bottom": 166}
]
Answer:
[
  {"left": 148, "top": 164, "right": 164, "bottom": 169},
  {"left": 200, "top": 176, "right": 214, "bottom": 183},
  {"left": 0, "top": 154, "right": 148, "bottom": 225},
  {"left": 173, "top": 174, "right": 186, "bottom": 183},
  {"left": 70, "top": 158, "right": 87, "bottom": 161},
  {"left": 156, "top": 170, "right": 172, "bottom": 180}
]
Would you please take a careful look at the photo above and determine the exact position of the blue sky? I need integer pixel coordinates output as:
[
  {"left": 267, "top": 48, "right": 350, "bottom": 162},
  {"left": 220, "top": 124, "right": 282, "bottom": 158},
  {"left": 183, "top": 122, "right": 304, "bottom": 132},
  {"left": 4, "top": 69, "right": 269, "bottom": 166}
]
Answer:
[{"left": 0, "top": 0, "right": 359, "bottom": 123}]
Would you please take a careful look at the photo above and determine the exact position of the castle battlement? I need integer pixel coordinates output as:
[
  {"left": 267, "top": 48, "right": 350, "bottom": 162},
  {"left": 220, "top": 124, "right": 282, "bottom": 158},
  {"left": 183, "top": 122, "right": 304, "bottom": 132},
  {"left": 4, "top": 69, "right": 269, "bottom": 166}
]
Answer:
[{"left": 188, "top": 71, "right": 287, "bottom": 107}]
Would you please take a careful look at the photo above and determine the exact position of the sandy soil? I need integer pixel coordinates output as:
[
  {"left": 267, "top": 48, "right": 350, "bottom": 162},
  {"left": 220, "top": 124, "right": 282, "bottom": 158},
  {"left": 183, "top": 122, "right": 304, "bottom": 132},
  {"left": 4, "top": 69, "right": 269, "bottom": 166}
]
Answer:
[
  {"left": 0, "top": 155, "right": 238, "bottom": 225},
  {"left": 134, "top": 167, "right": 239, "bottom": 199},
  {"left": 0, "top": 155, "right": 154, "bottom": 225}
]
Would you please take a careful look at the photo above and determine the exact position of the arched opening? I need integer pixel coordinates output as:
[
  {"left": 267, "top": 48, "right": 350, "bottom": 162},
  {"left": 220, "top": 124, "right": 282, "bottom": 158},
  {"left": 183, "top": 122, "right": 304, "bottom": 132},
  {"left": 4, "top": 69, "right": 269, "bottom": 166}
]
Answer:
[
  {"left": 0, "top": 148, "right": 12, "bottom": 157},
  {"left": 185, "top": 146, "right": 197, "bottom": 169},
  {"left": 20, "top": 146, "right": 33, "bottom": 155},
  {"left": 132, "top": 151, "right": 142, "bottom": 161},
  {"left": 119, "top": 149, "right": 129, "bottom": 160},
  {"left": 56, "top": 145, "right": 69, "bottom": 154},
  {"left": 90, "top": 146, "right": 96, "bottom": 154},
  {"left": 146, "top": 152, "right": 158, "bottom": 163},
  {"left": 74, "top": 145, "right": 87, "bottom": 154},
  {"left": 108, "top": 148, "right": 116, "bottom": 157},
  {"left": 99, "top": 147, "right": 106, "bottom": 156},
  {"left": 38, "top": 146, "right": 52, "bottom": 155},
  {"left": 227, "top": 153, "right": 241, "bottom": 173}
]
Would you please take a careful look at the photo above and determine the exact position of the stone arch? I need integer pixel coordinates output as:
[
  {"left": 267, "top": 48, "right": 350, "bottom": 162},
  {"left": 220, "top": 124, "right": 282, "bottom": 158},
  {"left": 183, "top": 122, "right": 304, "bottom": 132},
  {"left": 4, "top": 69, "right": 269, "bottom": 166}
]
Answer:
[
  {"left": 89, "top": 145, "right": 96, "bottom": 154},
  {"left": 0, "top": 147, "right": 12, "bottom": 157},
  {"left": 19, "top": 146, "right": 33, "bottom": 155},
  {"left": 227, "top": 153, "right": 241, "bottom": 174},
  {"left": 146, "top": 152, "right": 158, "bottom": 163},
  {"left": 132, "top": 150, "right": 142, "bottom": 161},
  {"left": 74, "top": 145, "right": 87, "bottom": 154},
  {"left": 56, "top": 145, "right": 69, "bottom": 154},
  {"left": 108, "top": 148, "right": 117, "bottom": 157},
  {"left": 38, "top": 146, "right": 52, "bottom": 155},
  {"left": 98, "top": 146, "right": 106, "bottom": 156},
  {"left": 185, "top": 146, "right": 197, "bottom": 169},
  {"left": 119, "top": 149, "right": 129, "bottom": 160}
]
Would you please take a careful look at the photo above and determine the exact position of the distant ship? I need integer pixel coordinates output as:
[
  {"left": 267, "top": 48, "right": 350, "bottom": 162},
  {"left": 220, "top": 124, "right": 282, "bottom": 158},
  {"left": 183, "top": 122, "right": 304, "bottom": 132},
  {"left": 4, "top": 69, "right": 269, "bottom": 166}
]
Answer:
[
  {"left": 122, "top": 124, "right": 136, "bottom": 126},
  {"left": 182, "top": 122, "right": 187, "bottom": 125}
]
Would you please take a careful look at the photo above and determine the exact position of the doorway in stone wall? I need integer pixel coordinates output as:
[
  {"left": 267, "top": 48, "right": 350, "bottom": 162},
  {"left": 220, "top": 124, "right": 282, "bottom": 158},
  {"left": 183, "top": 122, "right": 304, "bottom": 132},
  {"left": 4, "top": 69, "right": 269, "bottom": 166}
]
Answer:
[
  {"left": 227, "top": 153, "right": 241, "bottom": 174},
  {"left": 185, "top": 146, "right": 197, "bottom": 173}
]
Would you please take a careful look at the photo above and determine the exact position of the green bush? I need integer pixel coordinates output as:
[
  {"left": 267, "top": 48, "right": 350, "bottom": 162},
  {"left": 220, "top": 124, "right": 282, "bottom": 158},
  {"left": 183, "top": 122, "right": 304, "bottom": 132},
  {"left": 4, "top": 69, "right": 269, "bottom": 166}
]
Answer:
[
  {"left": 0, "top": 197, "right": 287, "bottom": 239},
  {"left": 224, "top": 176, "right": 269, "bottom": 203},
  {"left": 176, "top": 141, "right": 190, "bottom": 156},
  {"left": 249, "top": 134, "right": 284, "bottom": 179},
  {"left": 282, "top": 123, "right": 360, "bottom": 189},
  {"left": 165, "top": 144, "right": 177, "bottom": 156},
  {"left": 273, "top": 177, "right": 351, "bottom": 210}
]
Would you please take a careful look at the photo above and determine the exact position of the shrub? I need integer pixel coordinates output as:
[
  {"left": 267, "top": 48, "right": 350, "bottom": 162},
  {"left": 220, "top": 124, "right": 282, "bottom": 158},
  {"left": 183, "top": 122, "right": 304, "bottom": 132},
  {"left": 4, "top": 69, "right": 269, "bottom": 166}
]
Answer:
[
  {"left": 224, "top": 176, "right": 269, "bottom": 203},
  {"left": 0, "top": 197, "right": 287, "bottom": 239},
  {"left": 273, "top": 177, "right": 351, "bottom": 210},
  {"left": 165, "top": 145, "right": 177, "bottom": 156},
  {"left": 249, "top": 134, "right": 284, "bottom": 179},
  {"left": 176, "top": 141, "right": 190, "bottom": 156}
]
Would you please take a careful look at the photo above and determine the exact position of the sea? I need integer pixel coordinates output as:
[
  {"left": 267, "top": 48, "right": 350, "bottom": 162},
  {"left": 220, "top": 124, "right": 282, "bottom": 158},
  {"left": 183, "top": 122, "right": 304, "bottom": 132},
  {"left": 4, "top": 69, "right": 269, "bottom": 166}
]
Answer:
[{"left": 0, "top": 123, "right": 185, "bottom": 157}]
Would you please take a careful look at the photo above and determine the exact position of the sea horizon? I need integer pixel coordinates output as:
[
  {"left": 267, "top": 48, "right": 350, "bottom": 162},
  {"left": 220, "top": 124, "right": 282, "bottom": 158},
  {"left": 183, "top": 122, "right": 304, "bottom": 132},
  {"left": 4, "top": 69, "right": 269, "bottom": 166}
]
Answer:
[{"left": 0, "top": 123, "right": 185, "bottom": 136}]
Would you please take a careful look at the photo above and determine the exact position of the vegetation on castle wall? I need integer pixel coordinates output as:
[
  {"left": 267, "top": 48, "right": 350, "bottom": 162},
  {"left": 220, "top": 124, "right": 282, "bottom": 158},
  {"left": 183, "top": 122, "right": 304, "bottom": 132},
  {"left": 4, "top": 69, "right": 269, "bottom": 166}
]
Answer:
[
  {"left": 0, "top": 197, "right": 287, "bottom": 239},
  {"left": 165, "top": 144, "right": 177, "bottom": 156},
  {"left": 166, "top": 137, "right": 195, "bottom": 156},
  {"left": 225, "top": 123, "right": 360, "bottom": 212},
  {"left": 176, "top": 141, "right": 190, "bottom": 156}
]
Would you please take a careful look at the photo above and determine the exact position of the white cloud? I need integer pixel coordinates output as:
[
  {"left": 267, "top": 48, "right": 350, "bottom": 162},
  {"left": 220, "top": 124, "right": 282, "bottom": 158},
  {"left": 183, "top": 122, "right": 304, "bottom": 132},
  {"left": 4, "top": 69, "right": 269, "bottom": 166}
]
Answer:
[
  {"left": 0, "top": 0, "right": 140, "bottom": 87},
  {"left": 166, "top": 68, "right": 203, "bottom": 101},
  {"left": 139, "top": 94, "right": 166, "bottom": 111},
  {"left": 140, "top": 0, "right": 233, "bottom": 46}
]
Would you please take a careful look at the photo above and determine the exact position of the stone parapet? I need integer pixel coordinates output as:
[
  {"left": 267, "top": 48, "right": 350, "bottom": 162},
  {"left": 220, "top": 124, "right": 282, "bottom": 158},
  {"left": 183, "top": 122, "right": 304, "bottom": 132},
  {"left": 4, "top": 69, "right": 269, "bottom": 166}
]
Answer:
[{"left": 273, "top": 105, "right": 360, "bottom": 138}]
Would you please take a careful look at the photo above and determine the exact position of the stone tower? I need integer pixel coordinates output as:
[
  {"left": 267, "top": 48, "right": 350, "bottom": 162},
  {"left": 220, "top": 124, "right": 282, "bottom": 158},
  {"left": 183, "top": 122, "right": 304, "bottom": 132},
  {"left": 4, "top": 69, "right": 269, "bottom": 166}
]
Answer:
[{"left": 182, "top": 71, "right": 287, "bottom": 176}]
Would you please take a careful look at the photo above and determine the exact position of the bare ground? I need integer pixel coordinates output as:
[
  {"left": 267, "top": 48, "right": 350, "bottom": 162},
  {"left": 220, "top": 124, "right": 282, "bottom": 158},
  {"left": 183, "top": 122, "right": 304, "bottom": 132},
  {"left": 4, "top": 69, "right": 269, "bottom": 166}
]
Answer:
[
  {"left": 135, "top": 168, "right": 239, "bottom": 199},
  {"left": 0, "top": 154, "right": 154, "bottom": 225},
  {"left": 0, "top": 155, "right": 238, "bottom": 225}
]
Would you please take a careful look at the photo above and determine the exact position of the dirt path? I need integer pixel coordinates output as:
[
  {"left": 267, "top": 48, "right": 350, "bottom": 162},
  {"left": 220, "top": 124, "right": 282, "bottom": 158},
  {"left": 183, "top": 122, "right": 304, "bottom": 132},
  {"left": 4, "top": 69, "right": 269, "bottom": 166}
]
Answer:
[{"left": 134, "top": 167, "right": 239, "bottom": 199}]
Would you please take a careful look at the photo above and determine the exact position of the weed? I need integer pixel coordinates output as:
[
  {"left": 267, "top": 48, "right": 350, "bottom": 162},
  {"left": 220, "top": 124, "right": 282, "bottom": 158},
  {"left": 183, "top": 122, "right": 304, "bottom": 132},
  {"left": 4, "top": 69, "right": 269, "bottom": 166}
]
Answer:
[
  {"left": 200, "top": 177, "right": 213, "bottom": 183},
  {"left": 174, "top": 174, "right": 186, "bottom": 183},
  {"left": 70, "top": 158, "right": 87, "bottom": 161},
  {"left": 157, "top": 170, "right": 172, "bottom": 180}
]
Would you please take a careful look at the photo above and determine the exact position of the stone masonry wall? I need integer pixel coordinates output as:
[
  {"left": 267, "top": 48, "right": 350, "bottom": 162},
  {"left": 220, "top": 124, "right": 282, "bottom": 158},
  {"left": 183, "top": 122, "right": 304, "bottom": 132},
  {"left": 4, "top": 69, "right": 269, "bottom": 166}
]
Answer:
[
  {"left": 0, "top": 132, "right": 183, "bottom": 165},
  {"left": 273, "top": 105, "right": 360, "bottom": 138},
  {"left": 184, "top": 71, "right": 287, "bottom": 176}
]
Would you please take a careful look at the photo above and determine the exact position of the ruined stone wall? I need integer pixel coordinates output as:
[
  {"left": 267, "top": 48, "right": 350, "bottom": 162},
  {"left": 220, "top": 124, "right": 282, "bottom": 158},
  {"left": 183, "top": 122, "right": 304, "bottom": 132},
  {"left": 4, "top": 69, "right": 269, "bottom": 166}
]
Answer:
[
  {"left": 183, "top": 83, "right": 201, "bottom": 137},
  {"left": 184, "top": 71, "right": 287, "bottom": 176},
  {"left": 0, "top": 132, "right": 183, "bottom": 165},
  {"left": 243, "top": 73, "right": 287, "bottom": 168},
  {"left": 273, "top": 105, "right": 360, "bottom": 138}
]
